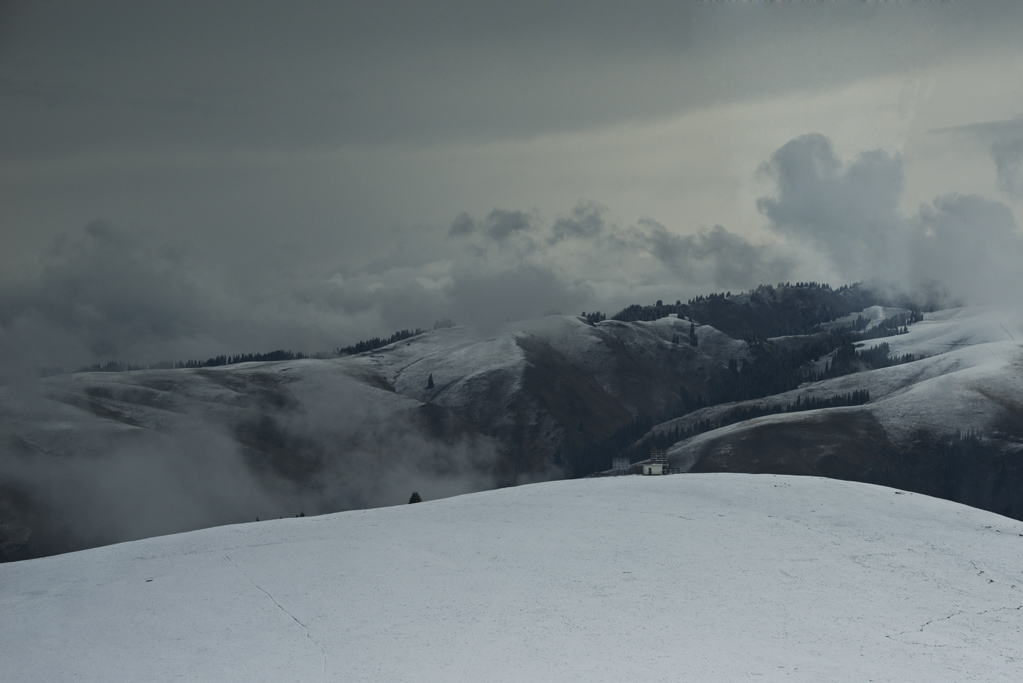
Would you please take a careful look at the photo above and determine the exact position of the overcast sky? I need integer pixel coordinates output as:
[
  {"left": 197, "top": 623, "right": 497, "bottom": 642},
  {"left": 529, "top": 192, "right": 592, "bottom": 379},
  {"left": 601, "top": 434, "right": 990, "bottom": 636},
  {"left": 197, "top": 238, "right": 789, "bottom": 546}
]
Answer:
[{"left": 3, "top": 0, "right": 1023, "bottom": 373}]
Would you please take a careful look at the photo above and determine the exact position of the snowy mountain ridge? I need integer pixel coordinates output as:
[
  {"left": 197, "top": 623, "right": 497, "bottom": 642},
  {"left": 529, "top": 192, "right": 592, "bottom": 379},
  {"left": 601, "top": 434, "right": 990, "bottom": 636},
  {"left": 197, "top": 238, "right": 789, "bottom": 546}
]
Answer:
[{"left": 3, "top": 284, "right": 1023, "bottom": 561}]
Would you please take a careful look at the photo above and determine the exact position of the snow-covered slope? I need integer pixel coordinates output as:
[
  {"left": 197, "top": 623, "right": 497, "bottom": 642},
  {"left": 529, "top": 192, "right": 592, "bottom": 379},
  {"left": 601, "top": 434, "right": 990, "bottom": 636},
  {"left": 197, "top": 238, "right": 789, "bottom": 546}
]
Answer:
[
  {"left": 2, "top": 475, "right": 1021, "bottom": 682},
  {"left": 819, "top": 304, "right": 909, "bottom": 333},
  {"left": 351, "top": 314, "right": 738, "bottom": 420},
  {"left": 659, "top": 306, "right": 1023, "bottom": 518},
  {"left": 860, "top": 306, "right": 1023, "bottom": 440},
  {"left": 0, "top": 314, "right": 744, "bottom": 560},
  {"left": 664, "top": 305, "right": 1023, "bottom": 447}
]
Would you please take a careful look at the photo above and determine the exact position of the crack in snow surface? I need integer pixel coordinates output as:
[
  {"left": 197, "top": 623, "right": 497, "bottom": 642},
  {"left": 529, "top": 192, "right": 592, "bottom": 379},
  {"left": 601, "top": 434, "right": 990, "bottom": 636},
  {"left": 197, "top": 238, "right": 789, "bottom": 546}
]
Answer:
[
  {"left": 223, "top": 554, "right": 327, "bottom": 683},
  {"left": 886, "top": 605, "right": 1023, "bottom": 646}
]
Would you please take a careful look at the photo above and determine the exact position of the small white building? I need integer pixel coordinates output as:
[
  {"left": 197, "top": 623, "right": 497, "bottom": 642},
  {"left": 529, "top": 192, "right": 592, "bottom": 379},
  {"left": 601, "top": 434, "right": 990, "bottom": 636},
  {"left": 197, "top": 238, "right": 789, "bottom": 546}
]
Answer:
[{"left": 642, "top": 449, "right": 669, "bottom": 475}]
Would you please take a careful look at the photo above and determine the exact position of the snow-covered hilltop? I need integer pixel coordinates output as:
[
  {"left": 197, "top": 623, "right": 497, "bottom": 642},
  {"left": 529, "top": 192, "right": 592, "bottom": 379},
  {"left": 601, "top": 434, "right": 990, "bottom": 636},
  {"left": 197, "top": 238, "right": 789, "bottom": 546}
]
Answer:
[{"left": 2, "top": 475, "right": 1021, "bottom": 682}]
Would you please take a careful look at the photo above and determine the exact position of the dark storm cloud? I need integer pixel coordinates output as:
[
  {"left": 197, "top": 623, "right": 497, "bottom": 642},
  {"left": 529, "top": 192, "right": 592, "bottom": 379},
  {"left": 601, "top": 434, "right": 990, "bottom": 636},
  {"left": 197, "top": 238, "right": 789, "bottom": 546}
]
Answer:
[
  {"left": 448, "top": 209, "right": 536, "bottom": 241},
  {"left": 2, "top": 0, "right": 1021, "bottom": 341},
  {"left": 690, "top": 225, "right": 795, "bottom": 290},
  {"left": 0, "top": 222, "right": 212, "bottom": 375},
  {"left": 0, "top": 222, "right": 393, "bottom": 376},
  {"left": 550, "top": 201, "right": 607, "bottom": 242},
  {"left": 445, "top": 203, "right": 793, "bottom": 299},
  {"left": 483, "top": 209, "right": 535, "bottom": 242},
  {"left": 623, "top": 220, "right": 794, "bottom": 292},
  {"left": 0, "top": 211, "right": 588, "bottom": 376},
  {"left": 4, "top": 0, "right": 1020, "bottom": 160},
  {"left": 756, "top": 134, "right": 905, "bottom": 281},
  {"left": 449, "top": 213, "right": 477, "bottom": 237},
  {"left": 756, "top": 133, "right": 1023, "bottom": 306},
  {"left": 486, "top": 210, "right": 534, "bottom": 241},
  {"left": 0, "top": 194, "right": 805, "bottom": 379},
  {"left": 8, "top": 123, "right": 1023, "bottom": 381}
]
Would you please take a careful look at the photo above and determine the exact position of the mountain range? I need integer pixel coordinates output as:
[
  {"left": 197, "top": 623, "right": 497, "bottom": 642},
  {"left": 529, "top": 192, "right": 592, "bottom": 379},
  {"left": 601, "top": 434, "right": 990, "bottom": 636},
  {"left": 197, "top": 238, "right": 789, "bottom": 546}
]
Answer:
[{"left": 3, "top": 282, "right": 1022, "bottom": 561}]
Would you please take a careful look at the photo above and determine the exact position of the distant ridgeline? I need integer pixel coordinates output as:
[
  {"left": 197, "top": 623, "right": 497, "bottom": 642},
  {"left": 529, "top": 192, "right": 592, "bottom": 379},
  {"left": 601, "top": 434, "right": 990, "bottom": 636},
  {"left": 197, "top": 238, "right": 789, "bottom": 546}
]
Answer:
[
  {"left": 76, "top": 350, "right": 307, "bottom": 373},
  {"left": 588, "top": 281, "right": 924, "bottom": 340},
  {"left": 72, "top": 324, "right": 448, "bottom": 374},
  {"left": 72, "top": 283, "right": 921, "bottom": 379},
  {"left": 329, "top": 319, "right": 453, "bottom": 356},
  {"left": 334, "top": 328, "right": 427, "bottom": 356}
]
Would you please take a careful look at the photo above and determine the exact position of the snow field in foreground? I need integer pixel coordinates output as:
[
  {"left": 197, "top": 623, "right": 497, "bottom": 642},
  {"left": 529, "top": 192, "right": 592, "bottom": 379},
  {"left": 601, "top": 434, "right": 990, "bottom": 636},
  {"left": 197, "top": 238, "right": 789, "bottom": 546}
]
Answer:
[{"left": 2, "top": 474, "right": 1022, "bottom": 683}]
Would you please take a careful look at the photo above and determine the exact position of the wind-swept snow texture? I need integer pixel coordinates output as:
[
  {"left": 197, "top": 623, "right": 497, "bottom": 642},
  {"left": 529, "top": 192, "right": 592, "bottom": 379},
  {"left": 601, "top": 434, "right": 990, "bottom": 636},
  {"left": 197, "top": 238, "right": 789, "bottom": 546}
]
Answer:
[{"left": 2, "top": 475, "right": 1021, "bottom": 682}]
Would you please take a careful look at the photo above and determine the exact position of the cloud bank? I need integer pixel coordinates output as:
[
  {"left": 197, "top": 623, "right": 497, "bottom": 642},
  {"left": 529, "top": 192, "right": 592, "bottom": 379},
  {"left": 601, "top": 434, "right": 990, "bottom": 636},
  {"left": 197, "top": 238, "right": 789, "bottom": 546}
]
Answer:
[
  {"left": 756, "top": 133, "right": 1023, "bottom": 308},
  {"left": 0, "top": 213, "right": 791, "bottom": 377},
  {"left": 756, "top": 134, "right": 905, "bottom": 282},
  {"left": 3, "top": 131, "right": 1022, "bottom": 379}
]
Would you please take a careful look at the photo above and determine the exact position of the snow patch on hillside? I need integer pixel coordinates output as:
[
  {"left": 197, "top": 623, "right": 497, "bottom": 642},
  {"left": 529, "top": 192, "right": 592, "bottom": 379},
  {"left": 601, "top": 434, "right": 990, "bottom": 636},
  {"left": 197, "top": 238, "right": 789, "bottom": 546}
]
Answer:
[
  {"left": 871, "top": 306, "right": 1023, "bottom": 359},
  {"left": 821, "top": 305, "right": 910, "bottom": 332}
]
